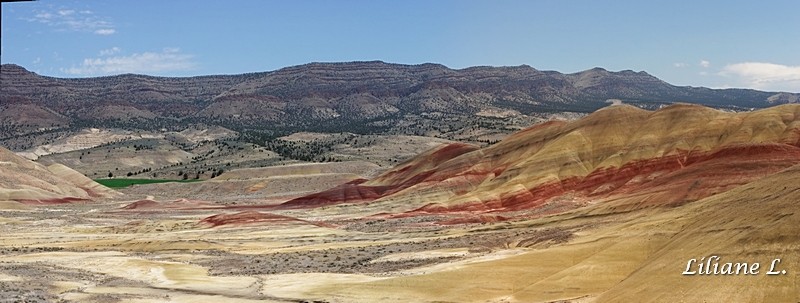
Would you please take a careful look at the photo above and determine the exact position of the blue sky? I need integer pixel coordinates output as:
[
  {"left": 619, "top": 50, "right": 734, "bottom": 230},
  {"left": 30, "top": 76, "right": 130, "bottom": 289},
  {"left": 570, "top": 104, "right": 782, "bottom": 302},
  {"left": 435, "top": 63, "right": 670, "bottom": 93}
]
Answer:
[{"left": 2, "top": 0, "right": 798, "bottom": 92}]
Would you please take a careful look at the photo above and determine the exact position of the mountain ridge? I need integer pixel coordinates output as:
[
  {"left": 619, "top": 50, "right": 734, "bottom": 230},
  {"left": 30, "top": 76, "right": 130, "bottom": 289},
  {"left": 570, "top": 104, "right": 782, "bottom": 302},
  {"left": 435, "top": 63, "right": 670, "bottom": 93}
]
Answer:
[{"left": 2, "top": 61, "right": 798, "bottom": 144}]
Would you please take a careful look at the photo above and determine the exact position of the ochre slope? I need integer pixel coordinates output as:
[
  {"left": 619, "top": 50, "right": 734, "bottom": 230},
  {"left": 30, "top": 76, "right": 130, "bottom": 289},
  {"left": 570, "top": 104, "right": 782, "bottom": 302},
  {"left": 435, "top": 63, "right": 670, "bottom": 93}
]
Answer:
[
  {"left": 47, "top": 163, "right": 120, "bottom": 198},
  {"left": 0, "top": 146, "right": 119, "bottom": 203},
  {"left": 273, "top": 104, "right": 800, "bottom": 217},
  {"left": 360, "top": 104, "right": 800, "bottom": 216},
  {"left": 594, "top": 163, "right": 800, "bottom": 302},
  {"left": 214, "top": 161, "right": 382, "bottom": 181},
  {"left": 307, "top": 164, "right": 800, "bottom": 302},
  {"left": 277, "top": 142, "right": 479, "bottom": 209}
]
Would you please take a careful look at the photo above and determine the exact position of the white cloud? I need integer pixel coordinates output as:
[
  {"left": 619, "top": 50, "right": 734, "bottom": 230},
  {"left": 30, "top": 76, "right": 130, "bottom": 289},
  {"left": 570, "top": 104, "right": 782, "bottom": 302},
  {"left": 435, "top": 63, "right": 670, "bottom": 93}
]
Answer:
[
  {"left": 94, "top": 29, "right": 116, "bottom": 35},
  {"left": 99, "top": 47, "right": 121, "bottom": 56},
  {"left": 699, "top": 60, "right": 710, "bottom": 68},
  {"left": 720, "top": 62, "right": 800, "bottom": 92},
  {"left": 674, "top": 62, "right": 688, "bottom": 68},
  {"left": 62, "top": 48, "right": 197, "bottom": 76},
  {"left": 32, "top": 12, "right": 54, "bottom": 22},
  {"left": 25, "top": 7, "right": 115, "bottom": 35}
]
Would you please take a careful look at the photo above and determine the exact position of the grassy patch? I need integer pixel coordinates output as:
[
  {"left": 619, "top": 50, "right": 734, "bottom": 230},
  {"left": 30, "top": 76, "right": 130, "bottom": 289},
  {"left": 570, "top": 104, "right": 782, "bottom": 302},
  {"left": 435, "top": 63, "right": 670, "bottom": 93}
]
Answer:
[{"left": 94, "top": 178, "right": 201, "bottom": 189}]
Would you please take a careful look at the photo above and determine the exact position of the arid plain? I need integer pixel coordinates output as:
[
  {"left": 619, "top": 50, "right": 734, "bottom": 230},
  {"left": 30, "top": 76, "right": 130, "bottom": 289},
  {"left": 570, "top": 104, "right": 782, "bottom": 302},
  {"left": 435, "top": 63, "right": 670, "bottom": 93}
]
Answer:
[{"left": 1, "top": 104, "right": 798, "bottom": 302}]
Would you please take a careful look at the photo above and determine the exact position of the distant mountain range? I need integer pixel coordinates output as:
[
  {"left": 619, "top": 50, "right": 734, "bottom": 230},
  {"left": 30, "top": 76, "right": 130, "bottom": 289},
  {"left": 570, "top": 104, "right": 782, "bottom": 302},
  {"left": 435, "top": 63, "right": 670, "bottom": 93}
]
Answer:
[{"left": 2, "top": 61, "right": 798, "bottom": 136}]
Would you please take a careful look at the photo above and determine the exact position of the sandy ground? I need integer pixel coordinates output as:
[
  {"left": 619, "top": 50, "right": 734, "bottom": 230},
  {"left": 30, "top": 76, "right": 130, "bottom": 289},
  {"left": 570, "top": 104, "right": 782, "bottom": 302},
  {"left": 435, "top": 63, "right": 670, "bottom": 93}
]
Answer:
[
  {"left": 0, "top": 198, "right": 582, "bottom": 302},
  {"left": 0, "top": 165, "right": 798, "bottom": 302}
]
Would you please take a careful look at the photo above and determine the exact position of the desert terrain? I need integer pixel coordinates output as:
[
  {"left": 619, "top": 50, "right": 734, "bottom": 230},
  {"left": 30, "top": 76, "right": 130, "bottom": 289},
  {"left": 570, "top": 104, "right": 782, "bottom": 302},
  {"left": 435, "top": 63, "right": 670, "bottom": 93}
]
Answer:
[{"left": 1, "top": 104, "right": 798, "bottom": 302}]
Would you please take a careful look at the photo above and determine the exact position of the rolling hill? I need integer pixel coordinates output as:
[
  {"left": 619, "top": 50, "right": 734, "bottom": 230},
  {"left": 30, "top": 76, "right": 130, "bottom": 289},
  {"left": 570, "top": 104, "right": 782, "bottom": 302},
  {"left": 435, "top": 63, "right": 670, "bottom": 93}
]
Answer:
[
  {"left": 274, "top": 103, "right": 800, "bottom": 220},
  {"left": 0, "top": 146, "right": 119, "bottom": 204}
]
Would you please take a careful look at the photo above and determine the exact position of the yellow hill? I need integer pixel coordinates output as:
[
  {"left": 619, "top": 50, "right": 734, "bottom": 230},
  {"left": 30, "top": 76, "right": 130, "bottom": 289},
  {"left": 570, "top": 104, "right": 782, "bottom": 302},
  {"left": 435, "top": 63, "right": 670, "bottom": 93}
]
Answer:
[
  {"left": 305, "top": 164, "right": 800, "bottom": 302},
  {"left": 340, "top": 104, "right": 800, "bottom": 216},
  {"left": 0, "top": 146, "right": 120, "bottom": 203}
]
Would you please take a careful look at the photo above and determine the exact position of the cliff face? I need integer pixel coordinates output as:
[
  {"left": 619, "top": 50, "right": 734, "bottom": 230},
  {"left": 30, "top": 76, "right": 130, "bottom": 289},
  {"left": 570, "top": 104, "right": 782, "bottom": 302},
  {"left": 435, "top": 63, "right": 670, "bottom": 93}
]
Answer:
[{"left": 2, "top": 62, "right": 797, "bottom": 131}]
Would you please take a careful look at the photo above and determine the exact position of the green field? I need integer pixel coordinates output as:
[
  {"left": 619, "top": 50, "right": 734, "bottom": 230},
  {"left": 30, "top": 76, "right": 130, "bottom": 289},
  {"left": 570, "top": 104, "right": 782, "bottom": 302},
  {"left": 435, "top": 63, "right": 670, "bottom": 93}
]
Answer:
[{"left": 94, "top": 178, "right": 202, "bottom": 189}]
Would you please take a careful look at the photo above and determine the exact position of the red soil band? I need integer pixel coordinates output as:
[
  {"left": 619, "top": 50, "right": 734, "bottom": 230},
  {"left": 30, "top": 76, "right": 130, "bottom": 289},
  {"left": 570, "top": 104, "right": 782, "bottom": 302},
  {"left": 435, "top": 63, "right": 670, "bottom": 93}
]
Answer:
[{"left": 417, "top": 143, "right": 800, "bottom": 213}]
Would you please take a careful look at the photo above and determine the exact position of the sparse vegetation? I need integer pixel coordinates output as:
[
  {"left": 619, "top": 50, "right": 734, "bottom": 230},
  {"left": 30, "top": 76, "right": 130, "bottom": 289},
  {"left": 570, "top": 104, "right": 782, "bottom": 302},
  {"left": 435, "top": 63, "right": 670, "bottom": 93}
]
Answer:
[{"left": 94, "top": 178, "right": 202, "bottom": 188}]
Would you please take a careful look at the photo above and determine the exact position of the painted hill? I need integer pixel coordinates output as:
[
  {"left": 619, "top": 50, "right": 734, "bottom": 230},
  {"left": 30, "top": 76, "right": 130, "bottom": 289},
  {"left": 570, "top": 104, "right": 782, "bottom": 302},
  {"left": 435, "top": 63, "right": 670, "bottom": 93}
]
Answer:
[
  {"left": 313, "top": 163, "right": 800, "bottom": 302},
  {"left": 262, "top": 103, "right": 800, "bottom": 302},
  {"left": 277, "top": 104, "right": 800, "bottom": 220},
  {"left": 0, "top": 146, "right": 120, "bottom": 204}
]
